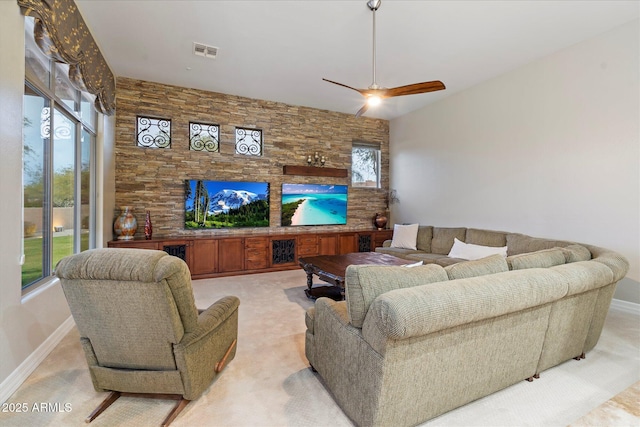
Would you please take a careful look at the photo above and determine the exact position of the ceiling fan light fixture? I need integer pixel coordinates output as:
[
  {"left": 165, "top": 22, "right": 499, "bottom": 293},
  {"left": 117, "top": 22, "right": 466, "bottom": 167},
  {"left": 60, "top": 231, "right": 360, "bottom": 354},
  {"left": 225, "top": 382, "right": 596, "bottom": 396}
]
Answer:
[{"left": 367, "top": 95, "right": 382, "bottom": 107}]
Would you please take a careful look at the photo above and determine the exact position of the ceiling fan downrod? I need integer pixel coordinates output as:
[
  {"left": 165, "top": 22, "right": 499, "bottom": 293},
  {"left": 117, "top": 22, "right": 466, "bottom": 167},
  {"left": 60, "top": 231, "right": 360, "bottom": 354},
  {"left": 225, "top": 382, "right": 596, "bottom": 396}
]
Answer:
[{"left": 368, "top": 0, "right": 381, "bottom": 90}]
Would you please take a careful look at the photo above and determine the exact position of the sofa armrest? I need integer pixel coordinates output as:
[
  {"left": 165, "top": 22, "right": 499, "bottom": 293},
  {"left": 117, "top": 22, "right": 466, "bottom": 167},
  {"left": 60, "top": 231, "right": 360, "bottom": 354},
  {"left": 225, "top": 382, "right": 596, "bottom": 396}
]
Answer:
[{"left": 382, "top": 239, "right": 392, "bottom": 247}]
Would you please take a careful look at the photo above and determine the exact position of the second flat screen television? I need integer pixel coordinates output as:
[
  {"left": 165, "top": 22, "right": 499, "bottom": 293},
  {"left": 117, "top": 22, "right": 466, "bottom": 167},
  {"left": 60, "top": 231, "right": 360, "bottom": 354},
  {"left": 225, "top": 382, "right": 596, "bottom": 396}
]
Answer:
[{"left": 281, "top": 183, "right": 347, "bottom": 226}]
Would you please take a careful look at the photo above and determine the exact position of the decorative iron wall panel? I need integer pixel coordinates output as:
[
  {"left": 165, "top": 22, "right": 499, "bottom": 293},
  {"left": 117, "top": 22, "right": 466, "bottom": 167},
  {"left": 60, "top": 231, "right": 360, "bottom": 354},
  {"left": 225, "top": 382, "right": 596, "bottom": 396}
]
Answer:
[
  {"left": 163, "top": 244, "right": 186, "bottom": 261},
  {"left": 235, "top": 127, "right": 262, "bottom": 156},
  {"left": 136, "top": 116, "right": 171, "bottom": 148},
  {"left": 358, "top": 234, "right": 372, "bottom": 252},
  {"left": 189, "top": 122, "right": 219, "bottom": 152},
  {"left": 272, "top": 239, "right": 295, "bottom": 264}
]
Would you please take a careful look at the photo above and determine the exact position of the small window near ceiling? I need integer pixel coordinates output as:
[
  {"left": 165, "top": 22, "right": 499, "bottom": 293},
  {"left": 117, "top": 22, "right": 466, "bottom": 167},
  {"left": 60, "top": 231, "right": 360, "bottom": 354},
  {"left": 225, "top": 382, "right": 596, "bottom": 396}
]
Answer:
[
  {"left": 136, "top": 116, "right": 171, "bottom": 148},
  {"left": 352, "top": 142, "right": 381, "bottom": 188},
  {"left": 235, "top": 127, "right": 262, "bottom": 156}
]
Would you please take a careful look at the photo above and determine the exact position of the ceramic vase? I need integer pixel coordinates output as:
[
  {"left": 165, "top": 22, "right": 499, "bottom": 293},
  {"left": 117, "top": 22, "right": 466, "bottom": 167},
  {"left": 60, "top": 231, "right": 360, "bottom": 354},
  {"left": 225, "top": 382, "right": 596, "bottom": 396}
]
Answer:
[
  {"left": 114, "top": 206, "right": 137, "bottom": 240},
  {"left": 374, "top": 212, "right": 388, "bottom": 230},
  {"left": 144, "top": 210, "right": 153, "bottom": 240}
]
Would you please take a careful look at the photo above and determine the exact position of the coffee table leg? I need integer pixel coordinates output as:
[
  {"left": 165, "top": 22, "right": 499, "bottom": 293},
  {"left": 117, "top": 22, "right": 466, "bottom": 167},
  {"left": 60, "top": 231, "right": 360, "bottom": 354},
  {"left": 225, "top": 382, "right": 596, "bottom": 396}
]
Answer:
[{"left": 305, "top": 270, "right": 314, "bottom": 292}]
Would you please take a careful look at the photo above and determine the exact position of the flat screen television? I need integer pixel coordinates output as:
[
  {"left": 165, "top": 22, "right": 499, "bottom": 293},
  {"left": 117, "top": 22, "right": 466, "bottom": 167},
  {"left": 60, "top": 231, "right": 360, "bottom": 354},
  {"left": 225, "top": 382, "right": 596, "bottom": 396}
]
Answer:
[
  {"left": 281, "top": 183, "right": 347, "bottom": 226},
  {"left": 185, "top": 180, "right": 269, "bottom": 229}
]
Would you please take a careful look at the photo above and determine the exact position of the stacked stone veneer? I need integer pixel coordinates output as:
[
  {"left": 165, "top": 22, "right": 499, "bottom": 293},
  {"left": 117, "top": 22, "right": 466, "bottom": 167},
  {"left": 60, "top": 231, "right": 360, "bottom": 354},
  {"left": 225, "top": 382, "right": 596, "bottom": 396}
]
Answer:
[{"left": 114, "top": 77, "right": 389, "bottom": 238}]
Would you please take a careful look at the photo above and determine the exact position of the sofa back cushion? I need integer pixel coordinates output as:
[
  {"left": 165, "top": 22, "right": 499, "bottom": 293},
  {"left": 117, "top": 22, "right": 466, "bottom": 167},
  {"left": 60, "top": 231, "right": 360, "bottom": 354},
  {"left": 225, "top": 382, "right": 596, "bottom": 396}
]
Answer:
[
  {"left": 507, "top": 248, "right": 567, "bottom": 270},
  {"left": 431, "top": 227, "right": 467, "bottom": 255},
  {"left": 444, "top": 254, "right": 509, "bottom": 280},
  {"left": 465, "top": 228, "right": 507, "bottom": 247},
  {"left": 506, "top": 233, "right": 572, "bottom": 256},
  {"left": 365, "top": 268, "right": 568, "bottom": 340},
  {"left": 345, "top": 264, "right": 448, "bottom": 328},
  {"left": 561, "top": 244, "right": 592, "bottom": 263},
  {"left": 416, "top": 226, "right": 433, "bottom": 252}
]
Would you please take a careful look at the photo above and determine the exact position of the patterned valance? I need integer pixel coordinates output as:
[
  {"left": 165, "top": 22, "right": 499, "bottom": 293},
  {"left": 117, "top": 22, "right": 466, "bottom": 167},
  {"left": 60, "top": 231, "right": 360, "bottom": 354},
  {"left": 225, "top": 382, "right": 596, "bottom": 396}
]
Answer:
[{"left": 18, "top": 0, "right": 116, "bottom": 115}]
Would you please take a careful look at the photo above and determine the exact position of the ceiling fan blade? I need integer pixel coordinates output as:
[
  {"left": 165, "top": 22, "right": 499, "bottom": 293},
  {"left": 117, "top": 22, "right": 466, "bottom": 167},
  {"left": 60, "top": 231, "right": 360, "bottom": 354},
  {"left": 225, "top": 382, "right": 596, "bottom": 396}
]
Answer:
[
  {"left": 355, "top": 103, "right": 369, "bottom": 118},
  {"left": 384, "top": 80, "right": 446, "bottom": 97},
  {"left": 323, "top": 78, "right": 366, "bottom": 95}
]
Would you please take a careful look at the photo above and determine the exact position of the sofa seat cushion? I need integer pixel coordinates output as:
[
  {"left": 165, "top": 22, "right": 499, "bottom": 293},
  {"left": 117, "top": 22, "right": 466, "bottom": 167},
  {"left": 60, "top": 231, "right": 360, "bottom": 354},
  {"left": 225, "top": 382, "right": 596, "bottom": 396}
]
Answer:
[
  {"left": 431, "top": 227, "right": 467, "bottom": 255},
  {"left": 404, "top": 253, "right": 447, "bottom": 264},
  {"left": 375, "top": 246, "right": 424, "bottom": 258},
  {"left": 345, "top": 264, "right": 448, "bottom": 328},
  {"left": 444, "top": 254, "right": 509, "bottom": 280},
  {"left": 434, "top": 257, "right": 466, "bottom": 267},
  {"left": 507, "top": 248, "right": 567, "bottom": 270}
]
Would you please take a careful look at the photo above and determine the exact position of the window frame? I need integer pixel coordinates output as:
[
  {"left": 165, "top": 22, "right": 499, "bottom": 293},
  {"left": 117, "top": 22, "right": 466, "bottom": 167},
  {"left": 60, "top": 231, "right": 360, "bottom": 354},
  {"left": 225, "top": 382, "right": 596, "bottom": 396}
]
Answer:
[
  {"left": 351, "top": 142, "right": 382, "bottom": 189},
  {"left": 22, "top": 20, "right": 98, "bottom": 293}
]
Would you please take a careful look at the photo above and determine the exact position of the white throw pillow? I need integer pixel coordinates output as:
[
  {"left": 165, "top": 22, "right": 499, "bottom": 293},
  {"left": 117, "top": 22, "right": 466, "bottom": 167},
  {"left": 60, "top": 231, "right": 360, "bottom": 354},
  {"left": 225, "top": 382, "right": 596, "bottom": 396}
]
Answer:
[
  {"left": 402, "top": 261, "right": 424, "bottom": 268},
  {"left": 390, "top": 224, "right": 419, "bottom": 250},
  {"left": 448, "top": 238, "right": 507, "bottom": 260}
]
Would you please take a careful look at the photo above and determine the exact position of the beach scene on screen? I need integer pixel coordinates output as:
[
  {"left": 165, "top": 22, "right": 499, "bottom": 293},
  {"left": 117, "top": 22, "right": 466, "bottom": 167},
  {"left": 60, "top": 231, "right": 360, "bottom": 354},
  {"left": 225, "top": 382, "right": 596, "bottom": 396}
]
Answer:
[{"left": 281, "top": 183, "right": 347, "bottom": 226}]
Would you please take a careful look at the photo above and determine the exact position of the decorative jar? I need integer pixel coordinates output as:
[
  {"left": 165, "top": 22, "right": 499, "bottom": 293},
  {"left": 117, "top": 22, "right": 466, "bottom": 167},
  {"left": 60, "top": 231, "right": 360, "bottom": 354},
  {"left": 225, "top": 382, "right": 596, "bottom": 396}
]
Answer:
[
  {"left": 114, "top": 206, "right": 137, "bottom": 240},
  {"left": 374, "top": 212, "right": 388, "bottom": 230}
]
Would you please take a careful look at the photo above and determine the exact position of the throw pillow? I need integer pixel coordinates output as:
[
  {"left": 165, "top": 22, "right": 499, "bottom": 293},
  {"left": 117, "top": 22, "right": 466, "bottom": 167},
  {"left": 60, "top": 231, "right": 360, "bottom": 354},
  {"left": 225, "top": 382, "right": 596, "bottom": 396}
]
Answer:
[
  {"left": 402, "top": 260, "right": 424, "bottom": 268},
  {"left": 390, "top": 223, "right": 419, "bottom": 250},
  {"left": 447, "top": 238, "right": 507, "bottom": 260}
]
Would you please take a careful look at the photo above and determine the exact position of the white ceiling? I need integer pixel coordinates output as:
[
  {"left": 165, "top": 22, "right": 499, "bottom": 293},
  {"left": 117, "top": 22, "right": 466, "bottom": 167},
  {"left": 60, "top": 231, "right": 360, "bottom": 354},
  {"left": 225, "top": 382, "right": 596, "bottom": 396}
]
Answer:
[{"left": 75, "top": 0, "right": 639, "bottom": 120}]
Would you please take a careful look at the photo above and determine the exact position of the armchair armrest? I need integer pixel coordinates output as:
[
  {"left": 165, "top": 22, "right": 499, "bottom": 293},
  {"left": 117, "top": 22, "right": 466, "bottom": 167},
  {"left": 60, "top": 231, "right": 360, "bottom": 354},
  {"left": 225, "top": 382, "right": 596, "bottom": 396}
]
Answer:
[{"left": 173, "top": 296, "right": 240, "bottom": 400}]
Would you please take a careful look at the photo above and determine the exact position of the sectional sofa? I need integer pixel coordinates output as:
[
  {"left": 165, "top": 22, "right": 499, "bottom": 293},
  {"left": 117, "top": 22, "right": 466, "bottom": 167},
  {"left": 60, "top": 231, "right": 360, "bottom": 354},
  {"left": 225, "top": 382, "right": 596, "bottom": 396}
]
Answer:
[{"left": 304, "top": 226, "right": 629, "bottom": 427}]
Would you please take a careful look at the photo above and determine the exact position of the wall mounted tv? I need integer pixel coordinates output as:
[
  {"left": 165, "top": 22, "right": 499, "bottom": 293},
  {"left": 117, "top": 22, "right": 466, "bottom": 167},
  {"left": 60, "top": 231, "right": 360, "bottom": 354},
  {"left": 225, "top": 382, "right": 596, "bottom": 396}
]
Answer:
[
  {"left": 281, "top": 183, "right": 347, "bottom": 226},
  {"left": 184, "top": 180, "right": 269, "bottom": 229}
]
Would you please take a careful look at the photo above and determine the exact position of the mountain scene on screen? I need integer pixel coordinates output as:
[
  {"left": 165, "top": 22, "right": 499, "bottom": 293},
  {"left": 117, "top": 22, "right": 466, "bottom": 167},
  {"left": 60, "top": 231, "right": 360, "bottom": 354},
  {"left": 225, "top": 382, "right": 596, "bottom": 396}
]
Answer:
[{"left": 185, "top": 180, "right": 269, "bottom": 228}]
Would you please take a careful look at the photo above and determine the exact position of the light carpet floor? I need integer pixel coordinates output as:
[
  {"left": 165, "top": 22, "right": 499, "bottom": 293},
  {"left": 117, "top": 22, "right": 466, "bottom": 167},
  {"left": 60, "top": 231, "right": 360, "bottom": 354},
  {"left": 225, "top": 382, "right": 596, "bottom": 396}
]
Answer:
[{"left": 1, "top": 269, "right": 638, "bottom": 427}]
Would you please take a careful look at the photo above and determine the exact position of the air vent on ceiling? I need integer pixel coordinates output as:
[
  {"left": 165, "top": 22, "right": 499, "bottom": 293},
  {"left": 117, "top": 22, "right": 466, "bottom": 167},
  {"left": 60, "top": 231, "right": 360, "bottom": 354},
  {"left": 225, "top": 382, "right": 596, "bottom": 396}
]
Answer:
[{"left": 193, "top": 42, "right": 218, "bottom": 59}]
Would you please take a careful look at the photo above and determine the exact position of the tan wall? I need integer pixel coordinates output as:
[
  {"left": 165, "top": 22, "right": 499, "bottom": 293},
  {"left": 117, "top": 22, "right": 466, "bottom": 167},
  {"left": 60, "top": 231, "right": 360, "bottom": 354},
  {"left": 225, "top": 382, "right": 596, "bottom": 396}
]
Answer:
[{"left": 115, "top": 77, "right": 390, "bottom": 238}]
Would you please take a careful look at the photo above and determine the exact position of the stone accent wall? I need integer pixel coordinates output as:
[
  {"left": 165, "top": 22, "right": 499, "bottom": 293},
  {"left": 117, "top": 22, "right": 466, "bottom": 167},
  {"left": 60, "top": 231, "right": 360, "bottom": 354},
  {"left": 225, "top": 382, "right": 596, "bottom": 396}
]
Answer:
[{"left": 114, "top": 77, "right": 389, "bottom": 238}]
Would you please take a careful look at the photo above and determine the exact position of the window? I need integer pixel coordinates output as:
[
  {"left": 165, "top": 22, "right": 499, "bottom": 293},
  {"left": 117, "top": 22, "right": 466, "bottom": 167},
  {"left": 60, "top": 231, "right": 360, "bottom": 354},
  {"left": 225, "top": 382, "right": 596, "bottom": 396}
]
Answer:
[
  {"left": 22, "top": 16, "right": 97, "bottom": 290},
  {"left": 235, "top": 127, "right": 263, "bottom": 156},
  {"left": 352, "top": 142, "right": 381, "bottom": 188}
]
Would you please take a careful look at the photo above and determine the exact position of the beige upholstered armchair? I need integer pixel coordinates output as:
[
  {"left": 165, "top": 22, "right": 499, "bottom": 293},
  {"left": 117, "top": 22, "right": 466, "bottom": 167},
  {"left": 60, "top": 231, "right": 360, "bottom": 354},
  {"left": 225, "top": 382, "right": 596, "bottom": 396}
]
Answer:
[{"left": 55, "top": 248, "right": 239, "bottom": 426}]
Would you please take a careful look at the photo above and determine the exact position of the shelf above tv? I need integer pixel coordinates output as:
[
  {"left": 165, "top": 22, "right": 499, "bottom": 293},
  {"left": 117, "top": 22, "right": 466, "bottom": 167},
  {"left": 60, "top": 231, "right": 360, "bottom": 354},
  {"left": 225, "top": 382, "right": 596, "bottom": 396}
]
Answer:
[{"left": 283, "top": 165, "right": 348, "bottom": 178}]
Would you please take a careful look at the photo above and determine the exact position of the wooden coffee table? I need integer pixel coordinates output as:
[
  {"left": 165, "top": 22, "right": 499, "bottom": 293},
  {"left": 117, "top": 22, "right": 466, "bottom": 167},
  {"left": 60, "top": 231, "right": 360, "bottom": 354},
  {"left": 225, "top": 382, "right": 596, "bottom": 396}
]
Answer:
[{"left": 299, "top": 252, "right": 409, "bottom": 300}]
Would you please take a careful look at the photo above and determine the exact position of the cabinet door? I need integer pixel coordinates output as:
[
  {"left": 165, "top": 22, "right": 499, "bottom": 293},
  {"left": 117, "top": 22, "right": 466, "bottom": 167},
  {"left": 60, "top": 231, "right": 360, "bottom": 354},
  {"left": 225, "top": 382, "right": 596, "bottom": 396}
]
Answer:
[
  {"left": 374, "top": 230, "right": 394, "bottom": 248},
  {"left": 338, "top": 233, "right": 357, "bottom": 254},
  {"left": 245, "top": 237, "right": 269, "bottom": 270},
  {"left": 356, "top": 232, "right": 373, "bottom": 252},
  {"left": 297, "top": 234, "right": 318, "bottom": 256},
  {"left": 219, "top": 238, "right": 245, "bottom": 272},
  {"left": 191, "top": 239, "right": 219, "bottom": 275},
  {"left": 318, "top": 235, "right": 338, "bottom": 255}
]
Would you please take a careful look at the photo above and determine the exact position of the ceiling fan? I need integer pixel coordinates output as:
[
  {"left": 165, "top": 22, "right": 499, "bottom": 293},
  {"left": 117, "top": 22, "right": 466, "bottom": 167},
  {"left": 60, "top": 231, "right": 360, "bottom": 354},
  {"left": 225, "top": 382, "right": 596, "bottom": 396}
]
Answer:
[{"left": 323, "top": 0, "right": 445, "bottom": 118}]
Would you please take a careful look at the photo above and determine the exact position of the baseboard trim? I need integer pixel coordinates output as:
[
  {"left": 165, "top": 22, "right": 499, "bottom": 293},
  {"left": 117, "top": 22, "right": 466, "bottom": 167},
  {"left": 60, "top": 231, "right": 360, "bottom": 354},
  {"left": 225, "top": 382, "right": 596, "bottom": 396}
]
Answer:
[
  {"left": 611, "top": 298, "right": 640, "bottom": 316},
  {"left": 0, "top": 315, "right": 75, "bottom": 404}
]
